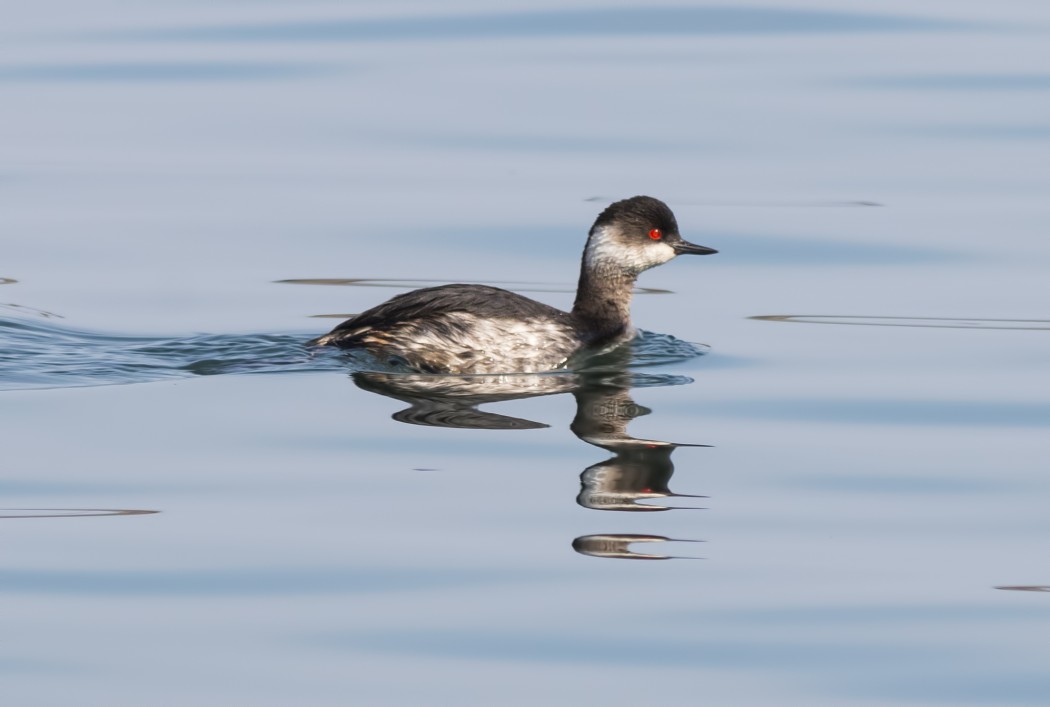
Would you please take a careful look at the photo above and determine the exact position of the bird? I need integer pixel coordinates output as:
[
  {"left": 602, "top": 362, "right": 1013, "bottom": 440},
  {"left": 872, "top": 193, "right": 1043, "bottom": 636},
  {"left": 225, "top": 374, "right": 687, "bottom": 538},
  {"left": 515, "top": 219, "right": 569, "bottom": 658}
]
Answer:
[{"left": 308, "top": 196, "right": 716, "bottom": 374}]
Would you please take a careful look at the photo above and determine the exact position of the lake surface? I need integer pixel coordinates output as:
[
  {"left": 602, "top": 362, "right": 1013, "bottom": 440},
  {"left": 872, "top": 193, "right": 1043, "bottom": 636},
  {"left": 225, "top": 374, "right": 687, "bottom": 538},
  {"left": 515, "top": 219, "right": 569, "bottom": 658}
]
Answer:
[{"left": 3, "top": 1, "right": 1049, "bottom": 704}]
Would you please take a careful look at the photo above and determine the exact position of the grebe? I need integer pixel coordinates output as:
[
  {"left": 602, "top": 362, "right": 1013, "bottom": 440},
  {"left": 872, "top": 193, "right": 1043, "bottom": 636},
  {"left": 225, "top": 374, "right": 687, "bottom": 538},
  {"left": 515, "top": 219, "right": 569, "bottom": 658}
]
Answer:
[{"left": 308, "top": 196, "right": 716, "bottom": 373}]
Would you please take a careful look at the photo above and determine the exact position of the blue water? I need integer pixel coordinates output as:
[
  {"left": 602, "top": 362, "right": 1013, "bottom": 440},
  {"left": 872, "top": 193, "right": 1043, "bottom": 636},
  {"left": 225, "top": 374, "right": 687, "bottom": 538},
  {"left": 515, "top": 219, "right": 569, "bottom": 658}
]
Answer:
[{"left": 3, "top": 1, "right": 1050, "bottom": 705}]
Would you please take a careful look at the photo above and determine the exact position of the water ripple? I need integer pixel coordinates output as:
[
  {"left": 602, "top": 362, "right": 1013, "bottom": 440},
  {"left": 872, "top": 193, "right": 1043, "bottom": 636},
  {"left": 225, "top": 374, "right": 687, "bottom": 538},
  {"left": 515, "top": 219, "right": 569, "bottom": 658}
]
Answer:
[
  {"left": 0, "top": 318, "right": 705, "bottom": 391},
  {"left": 752, "top": 315, "right": 1050, "bottom": 330},
  {"left": 0, "top": 509, "right": 158, "bottom": 519},
  {"left": 0, "top": 318, "right": 336, "bottom": 390},
  {"left": 278, "top": 277, "right": 673, "bottom": 295},
  {"left": 0, "top": 62, "right": 327, "bottom": 83},
  {"left": 849, "top": 74, "right": 1050, "bottom": 91},
  {"left": 108, "top": 8, "right": 963, "bottom": 43}
]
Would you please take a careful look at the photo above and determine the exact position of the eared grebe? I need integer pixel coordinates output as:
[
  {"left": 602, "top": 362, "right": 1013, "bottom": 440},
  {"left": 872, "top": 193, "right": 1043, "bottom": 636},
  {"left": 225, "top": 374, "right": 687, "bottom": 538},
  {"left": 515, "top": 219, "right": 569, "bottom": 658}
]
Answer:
[{"left": 308, "top": 196, "right": 717, "bottom": 373}]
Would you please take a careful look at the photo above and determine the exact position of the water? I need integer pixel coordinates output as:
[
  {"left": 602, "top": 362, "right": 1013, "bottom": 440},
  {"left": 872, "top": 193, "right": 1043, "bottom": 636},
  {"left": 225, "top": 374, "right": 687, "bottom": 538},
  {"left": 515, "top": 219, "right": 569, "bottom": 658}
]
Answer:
[
  {"left": 0, "top": 317, "right": 704, "bottom": 390},
  {"left": 4, "top": 1, "right": 1050, "bottom": 704}
]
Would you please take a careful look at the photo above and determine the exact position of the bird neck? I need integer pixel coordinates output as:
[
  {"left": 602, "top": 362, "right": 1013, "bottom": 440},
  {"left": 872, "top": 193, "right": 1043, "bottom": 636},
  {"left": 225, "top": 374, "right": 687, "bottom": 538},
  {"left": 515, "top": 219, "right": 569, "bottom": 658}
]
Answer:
[{"left": 571, "top": 258, "right": 637, "bottom": 345}]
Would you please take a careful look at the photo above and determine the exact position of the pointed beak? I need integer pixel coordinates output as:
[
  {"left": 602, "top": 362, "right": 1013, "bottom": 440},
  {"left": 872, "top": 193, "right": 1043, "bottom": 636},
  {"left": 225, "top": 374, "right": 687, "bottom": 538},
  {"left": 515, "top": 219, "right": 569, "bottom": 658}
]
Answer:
[{"left": 672, "top": 238, "right": 718, "bottom": 256}]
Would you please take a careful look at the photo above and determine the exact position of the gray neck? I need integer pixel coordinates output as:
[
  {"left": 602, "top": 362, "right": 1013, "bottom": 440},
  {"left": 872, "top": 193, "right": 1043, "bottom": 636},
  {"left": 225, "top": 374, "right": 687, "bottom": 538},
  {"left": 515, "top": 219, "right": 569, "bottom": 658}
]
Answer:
[{"left": 571, "top": 256, "right": 637, "bottom": 345}]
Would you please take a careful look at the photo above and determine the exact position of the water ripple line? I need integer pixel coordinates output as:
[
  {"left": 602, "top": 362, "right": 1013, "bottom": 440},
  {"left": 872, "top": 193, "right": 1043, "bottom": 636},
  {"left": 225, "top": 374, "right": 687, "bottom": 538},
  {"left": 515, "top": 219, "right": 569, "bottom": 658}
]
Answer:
[
  {"left": 0, "top": 317, "right": 706, "bottom": 391},
  {"left": 0, "top": 509, "right": 159, "bottom": 519},
  {"left": 751, "top": 314, "right": 1050, "bottom": 330}
]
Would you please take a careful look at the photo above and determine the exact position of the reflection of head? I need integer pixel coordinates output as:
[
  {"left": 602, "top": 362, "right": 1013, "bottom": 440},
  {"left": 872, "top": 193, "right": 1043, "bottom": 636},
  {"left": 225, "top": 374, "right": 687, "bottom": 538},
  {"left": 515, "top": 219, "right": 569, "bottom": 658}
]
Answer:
[
  {"left": 572, "top": 534, "right": 701, "bottom": 560},
  {"left": 578, "top": 450, "right": 701, "bottom": 512},
  {"left": 572, "top": 382, "right": 706, "bottom": 511}
]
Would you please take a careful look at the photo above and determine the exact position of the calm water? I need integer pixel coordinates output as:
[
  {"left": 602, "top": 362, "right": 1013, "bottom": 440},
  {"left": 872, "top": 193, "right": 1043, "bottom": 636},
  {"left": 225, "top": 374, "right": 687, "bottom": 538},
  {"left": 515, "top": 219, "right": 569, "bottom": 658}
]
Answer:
[{"left": 4, "top": 1, "right": 1050, "bottom": 704}]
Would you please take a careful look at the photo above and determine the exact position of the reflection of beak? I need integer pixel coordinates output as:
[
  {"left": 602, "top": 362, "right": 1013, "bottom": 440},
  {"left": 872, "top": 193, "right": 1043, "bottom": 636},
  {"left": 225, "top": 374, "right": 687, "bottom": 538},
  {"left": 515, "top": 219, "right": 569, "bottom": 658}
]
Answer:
[{"left": 672, "top": 239, "right": 718, "bottom": 255}]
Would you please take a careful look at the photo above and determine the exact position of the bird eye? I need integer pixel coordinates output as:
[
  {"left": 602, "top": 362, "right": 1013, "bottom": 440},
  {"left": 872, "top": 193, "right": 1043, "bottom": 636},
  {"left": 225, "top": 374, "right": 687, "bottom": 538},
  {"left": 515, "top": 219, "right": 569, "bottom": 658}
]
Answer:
[{"left": 648, "top": 229, "right": 662, "bottom": 240}]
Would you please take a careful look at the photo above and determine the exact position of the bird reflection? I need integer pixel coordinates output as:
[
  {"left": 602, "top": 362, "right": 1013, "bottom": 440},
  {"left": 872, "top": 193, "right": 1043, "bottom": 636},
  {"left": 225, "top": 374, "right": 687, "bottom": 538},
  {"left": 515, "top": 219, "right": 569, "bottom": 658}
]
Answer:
[
  {"left": 571, "top": 378, "right": 708, "bottom": 513},
  {"left": 352, "top": 354, "right": 707, "bottom": 560},
  {"left": 352, "top": 370, "right": 578, "bottom": 430},
  {"left": 572, "top": 534, "right": 702, "bottom": 560}
]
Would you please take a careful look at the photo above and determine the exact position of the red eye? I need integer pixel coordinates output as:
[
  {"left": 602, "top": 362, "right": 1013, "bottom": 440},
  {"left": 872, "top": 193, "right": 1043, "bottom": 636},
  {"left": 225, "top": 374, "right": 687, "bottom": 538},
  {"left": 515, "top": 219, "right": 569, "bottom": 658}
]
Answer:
[{"left": 649, "top": 229, "right": 662, "bottom": 240}]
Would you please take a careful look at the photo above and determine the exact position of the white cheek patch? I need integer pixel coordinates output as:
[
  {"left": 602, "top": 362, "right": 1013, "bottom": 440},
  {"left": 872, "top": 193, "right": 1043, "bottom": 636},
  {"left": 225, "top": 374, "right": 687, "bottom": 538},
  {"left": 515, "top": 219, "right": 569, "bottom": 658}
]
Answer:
[
  {"left": 585, "top": 227, "right": 677, "bottom": 274},
  {"left": 640, "top": 241, "right": 677, "bottom": 269}
]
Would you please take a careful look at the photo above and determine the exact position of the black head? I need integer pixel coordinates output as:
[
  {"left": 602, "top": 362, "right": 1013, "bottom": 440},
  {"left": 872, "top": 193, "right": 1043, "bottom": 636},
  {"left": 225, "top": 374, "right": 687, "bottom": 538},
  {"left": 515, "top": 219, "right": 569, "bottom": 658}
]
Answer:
[{"left": 587, "top": 196, "right": 717, "bottom": 274}]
